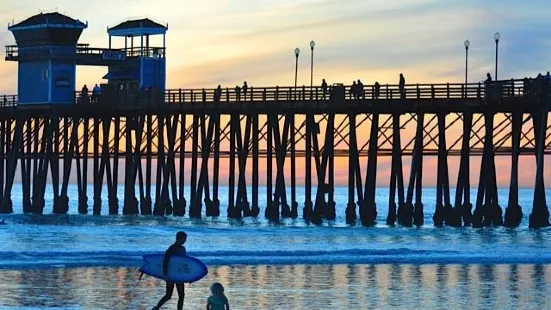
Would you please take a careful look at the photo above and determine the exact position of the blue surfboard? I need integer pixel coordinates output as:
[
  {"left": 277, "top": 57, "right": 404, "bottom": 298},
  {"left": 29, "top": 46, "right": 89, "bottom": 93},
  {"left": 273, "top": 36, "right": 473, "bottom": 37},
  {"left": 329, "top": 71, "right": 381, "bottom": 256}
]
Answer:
[{"left": 140, "top": 254, "right": 208, "bottom": 283}]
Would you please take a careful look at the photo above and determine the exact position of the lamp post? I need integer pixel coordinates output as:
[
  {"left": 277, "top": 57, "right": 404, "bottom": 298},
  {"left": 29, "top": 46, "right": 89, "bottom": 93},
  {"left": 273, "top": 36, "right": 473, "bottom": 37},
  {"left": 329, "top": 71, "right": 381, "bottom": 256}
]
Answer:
[
  {"left": 294, "top": 47, "right": 300, "bottom": 88},
  {"left": 310, "top": 40, "right": 315, "bottom": 88},
  {"left": 464, "top": 39, "right": 470, "bottom": 85},
  {"left": 494, "top": 32, "right": 500, "bottom": 80}
]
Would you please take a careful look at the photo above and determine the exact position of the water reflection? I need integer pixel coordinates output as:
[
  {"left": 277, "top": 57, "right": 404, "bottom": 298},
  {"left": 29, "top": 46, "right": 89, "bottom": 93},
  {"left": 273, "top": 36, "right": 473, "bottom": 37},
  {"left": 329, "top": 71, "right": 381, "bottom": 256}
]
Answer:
[{"left": 0, "top": 264, "right": 549, "bottom": 309}]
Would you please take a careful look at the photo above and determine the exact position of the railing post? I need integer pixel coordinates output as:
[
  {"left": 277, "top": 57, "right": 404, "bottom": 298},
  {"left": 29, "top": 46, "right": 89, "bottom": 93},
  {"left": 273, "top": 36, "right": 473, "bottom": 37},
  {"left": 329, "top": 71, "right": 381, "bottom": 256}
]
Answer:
[
  {"left": 202, "top": 88, "right": 206, "bottom": 103},
  {"left": 477, "top": 82, "right": 481, "bottom": 99},
  {"left": 386, "top": 84, "right": 389, "bottom": 99},
  {"left": 226, "top": 88, "right": 229, "bottom": 102},
  {"left": 316, "top": 86, "right": 319, "bottom": 101},
  {"left": 263, "top": 88, "right": 266, "bottom": 102},
  {"left": 250, "top": 86, "right": 253, "bottom": 101},
  {"left": 510, "top": 78, "right": 515, "bottom": 97},
  {"left": 191, "top": 90, "right": 194, "bottom": 103},
  {"left": 416, "top": 84, "right": 420, "bottom": 99},
  {"left": 288, "top": 87, "right": 292, "bottom": 101},
  {"left": 179, "top": 88, "right": 182, "bottom": 103},
  {"left": 276, "top": 86, "right": 280, "bottom": 102},
  {"left": 431, "top": 85, "right": 435, "bottom": 100},
  {"left": 302, "top": 85, "right": 306, "bottom": 101},
  {"left": 446, "top": 83, "right": 450, "bottom": 98}
]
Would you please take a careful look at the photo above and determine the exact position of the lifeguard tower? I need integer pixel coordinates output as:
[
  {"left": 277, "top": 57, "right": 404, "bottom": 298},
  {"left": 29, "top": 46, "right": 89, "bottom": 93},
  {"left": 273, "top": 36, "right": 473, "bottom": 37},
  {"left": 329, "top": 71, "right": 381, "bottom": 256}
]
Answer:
[
  {"left": 5, "top": 12, "right": 168, "bottom": 106},
  {"left": 5, "top": 12, "right": 87, "bottom": 104}
]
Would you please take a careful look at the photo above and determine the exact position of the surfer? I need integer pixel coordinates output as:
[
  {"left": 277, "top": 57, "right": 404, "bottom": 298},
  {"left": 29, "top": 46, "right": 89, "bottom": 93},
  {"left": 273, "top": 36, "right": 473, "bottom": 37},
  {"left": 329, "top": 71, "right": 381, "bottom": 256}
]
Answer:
[{"left": 152, "top": 231, "right": 187, "bottom": 310}]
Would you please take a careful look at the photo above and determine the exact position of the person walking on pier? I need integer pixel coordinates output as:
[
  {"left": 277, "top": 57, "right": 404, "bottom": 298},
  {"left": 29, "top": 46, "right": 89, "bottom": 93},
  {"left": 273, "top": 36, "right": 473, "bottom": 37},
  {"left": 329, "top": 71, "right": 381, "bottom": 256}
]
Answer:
[
  {"left": 153, "top": 231, "right": 187, "bottom": 310},
  {"left": 399, "top": 73, "right": 405, "bottom": 99},
  {"left": 242, "top": 81, "right": 248, "bottom": 101},
  {"left": 321, "top": 79, "right": 328, "bottom": 99},
  {"left": 350, "top": 81, "right": 357, "bottom": 99},
  {"left": 214, "top": 85, "right": 222, "bottom": 103},
  {"left": 484, "top": 73, "right": 493, "bottom": 98},
  {"left": 374, "top": 81, "right": 380, "bottom": 99},
  {"left": 357, "top": 79, "right": 364, "bottom": 100},
  {"left": 92, "top": 84, "right": 101, "bottom": 103},
  {"left": 235, "top": 85, "right": 241, "bottom": 101},
  {"left": 81, "top": 84, "right": 89, "bottom": 104}
]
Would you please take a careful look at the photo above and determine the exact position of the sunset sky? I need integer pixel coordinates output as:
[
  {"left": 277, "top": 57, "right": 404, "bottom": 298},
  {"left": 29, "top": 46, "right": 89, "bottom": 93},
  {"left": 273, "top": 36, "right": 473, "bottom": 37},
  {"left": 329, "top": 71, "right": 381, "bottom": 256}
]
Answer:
[{"left": 1, "top": 0, "right": 550, "bottom": 187}]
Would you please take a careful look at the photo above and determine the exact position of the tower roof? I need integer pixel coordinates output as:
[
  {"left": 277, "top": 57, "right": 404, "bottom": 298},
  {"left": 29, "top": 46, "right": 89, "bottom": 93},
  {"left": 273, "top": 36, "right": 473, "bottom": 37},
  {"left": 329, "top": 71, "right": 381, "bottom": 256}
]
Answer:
[
  {"left": 108, "top": 18, "right": 167, "bottom": 37},
  {"left": 9, "top": 12, "right": 87, "bottom": 31}
]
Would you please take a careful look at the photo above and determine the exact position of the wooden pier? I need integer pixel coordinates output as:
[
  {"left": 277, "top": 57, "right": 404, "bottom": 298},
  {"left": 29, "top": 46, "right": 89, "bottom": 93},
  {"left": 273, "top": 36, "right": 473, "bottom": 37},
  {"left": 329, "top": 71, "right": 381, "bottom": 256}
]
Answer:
[{"left": 0, "top": 79, "right": 550, "bottom": 228}]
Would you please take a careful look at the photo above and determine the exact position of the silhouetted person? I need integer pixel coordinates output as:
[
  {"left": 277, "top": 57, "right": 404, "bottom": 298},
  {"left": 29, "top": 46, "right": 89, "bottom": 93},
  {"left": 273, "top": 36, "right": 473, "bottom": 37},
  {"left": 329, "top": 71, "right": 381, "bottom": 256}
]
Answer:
[
  {"left": 321, "top": 79, "right": 328, "bottom": 99},
  {"left": 350, "top": 81, "right": 357, "bottom": 99},
  {"left": 357, "top": 79, "right": 364, "bottom": 100},
  {"left": 235, "top": 85, "right": 241, "bottom": 101},
  {"left": 242, "top": 81, "right": 248, "bottom": 101},
  {"left": 206, "top": 282, "right": 230, "bottom": 310},
  {"left": 484, "top": 73, "right": 493, "bottom": 99},
  {"left": 399, "top": 73, "right": 405, "bottom": 99},
  {"left": 523, "top": 77, "right": 530, "bottom": 95},
  {"left": 214, "top": 85, "right": 222, "bottom": 103},
  {"left": 153, "top": 231, "right": 187, "bottom": 310},
  {"left": 485, "top": 73, "right": 492, "bottom": 84},
  {"left": 547, "top": 71, "right": 550, "bottom": 80},
  {"left": 374, "top": 81, "right": 380, "bottom": 99},
  {"left": 92, "top": 84, "right": 101, "bottom": 103},
  {"left": 81, "top": 85, "right": 89, "bottom": 104}
]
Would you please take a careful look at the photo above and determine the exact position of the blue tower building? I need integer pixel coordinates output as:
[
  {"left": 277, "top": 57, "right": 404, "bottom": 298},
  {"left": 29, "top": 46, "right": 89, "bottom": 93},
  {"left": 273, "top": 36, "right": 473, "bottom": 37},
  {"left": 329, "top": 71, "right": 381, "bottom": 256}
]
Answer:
[
  {"left": 106, "top": 18, "right": 168, "bottom": 94},
  {"left": 6, "top": 12, "right": 87, "bottom": 105},
  {"left": 5, "top": 12, "right": 168, "bottom": 105}
]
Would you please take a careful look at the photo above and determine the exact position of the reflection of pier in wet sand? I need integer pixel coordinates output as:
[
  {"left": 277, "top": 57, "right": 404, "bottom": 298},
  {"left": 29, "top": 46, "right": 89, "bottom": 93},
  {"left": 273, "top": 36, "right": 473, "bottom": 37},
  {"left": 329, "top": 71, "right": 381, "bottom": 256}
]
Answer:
[{"left": 0, "top": 264, "right": 549, "bottom": 309}]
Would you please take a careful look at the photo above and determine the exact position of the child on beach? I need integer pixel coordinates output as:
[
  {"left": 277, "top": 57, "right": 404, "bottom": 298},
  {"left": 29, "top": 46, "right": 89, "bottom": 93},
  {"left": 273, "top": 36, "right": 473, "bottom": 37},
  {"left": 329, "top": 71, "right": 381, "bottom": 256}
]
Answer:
[{"left": 206, "top": 282, "right": 230, "bottom": 310}]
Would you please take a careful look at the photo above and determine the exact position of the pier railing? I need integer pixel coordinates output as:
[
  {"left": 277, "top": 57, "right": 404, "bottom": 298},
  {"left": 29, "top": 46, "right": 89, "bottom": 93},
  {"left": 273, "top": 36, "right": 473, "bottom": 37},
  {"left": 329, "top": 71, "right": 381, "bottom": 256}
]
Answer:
[
  {"left": 0, "top": 94, "right": 17, "bottom": 107},
  {"left": 2, "top": 78, "right": 549, "bottom": 108},
  {"left": 5, "top": 44, "right": 165, "bottom": 61}
]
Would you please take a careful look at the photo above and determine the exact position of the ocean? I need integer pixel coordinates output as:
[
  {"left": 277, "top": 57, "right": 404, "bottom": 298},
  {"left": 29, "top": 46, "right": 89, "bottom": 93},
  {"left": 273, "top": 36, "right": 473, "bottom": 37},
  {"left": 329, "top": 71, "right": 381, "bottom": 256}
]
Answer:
[{"left": 0, "top": 185, "right": 550, "bottom": 309}]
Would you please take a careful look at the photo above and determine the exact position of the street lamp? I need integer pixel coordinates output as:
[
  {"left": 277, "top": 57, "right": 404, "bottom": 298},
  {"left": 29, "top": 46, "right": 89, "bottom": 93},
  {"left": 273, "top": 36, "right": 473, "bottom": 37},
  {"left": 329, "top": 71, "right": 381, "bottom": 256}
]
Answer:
[
  {"left": 310, "top": 40, "right": 315, "bottom": 88},
  {"left": 494, "top": 32, "right": 500, "bottom": 80},
  {"left": 464, "top": 39, "right": 470, "bottom": 85},
  {"left": 294, "top": 47, "right": 300, "bottom": 87}
]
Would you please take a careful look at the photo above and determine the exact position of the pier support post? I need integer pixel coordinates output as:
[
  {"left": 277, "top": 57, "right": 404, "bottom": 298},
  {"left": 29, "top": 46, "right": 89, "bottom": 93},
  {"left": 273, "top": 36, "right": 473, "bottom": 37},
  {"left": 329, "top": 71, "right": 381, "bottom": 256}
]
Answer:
[
  {"left": 529, "top": 107, "right": 550, "bottom": 228},
  {"left": 361, "top": 114, "right": 379, "bottom": 226},
  {"left": 265, "top": 114, "right": 275, "bottom": 221},
  {"left": 177, "top": 113, "right": 187, "bottom": 216},
  {"left": 346, "top": 114, "right": 363, "bottom": 225},
  {"left": 452, "top": 112, "right": 473, "bottom": 226},
  {"left": 326, "top": 113, "right": 336, "bottom": 220},
  {"left": 387, "top": 114, "right": 405, "bottom": 225},
  {"left": 189, "top": 114, "right": 199, "bottom": 216},
  {"left": 251, "top": 114, "right": 260, "bottom": 217},
  {"left": 21, "top": 118, "right": 32, "bottom": 213},
  {"left": 406, "top": 113, "right": 424, "bottom": 227},
  {"left": 290, "top": 113, "right": 298, "bottom": 218},
  {"left": 209, "top": 114, "right": 221, "bottom": 217},
  {"left": 473, "top": 112, "right": 502, "bottom": 227},
  {"left": 143, "top": 114, "right": 153, "bottom": 215},
  {"left": 504, "top": 112, "right": 523, "bottom": 227},
  {"left": 0, "top": 118, "right": 21, "bottom": 213},
  {"left": 433, "top": 112, "right": 452, "bottom": 227},
  {"left": 303, "top": 113, "right": 314, "bottom": 221},
  {"left": 228, "top": 114, "right": 237, "bottom": 218},
  {"left": 78, "top": 118, "right": 89, "bottom": 214}
]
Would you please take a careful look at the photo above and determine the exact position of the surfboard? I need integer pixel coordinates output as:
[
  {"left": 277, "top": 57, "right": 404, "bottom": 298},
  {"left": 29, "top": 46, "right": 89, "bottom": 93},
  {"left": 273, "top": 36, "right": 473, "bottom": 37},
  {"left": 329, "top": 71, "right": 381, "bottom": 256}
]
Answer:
[{"left": 139, "top": 254, "right": 208, "bottom": 283}]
